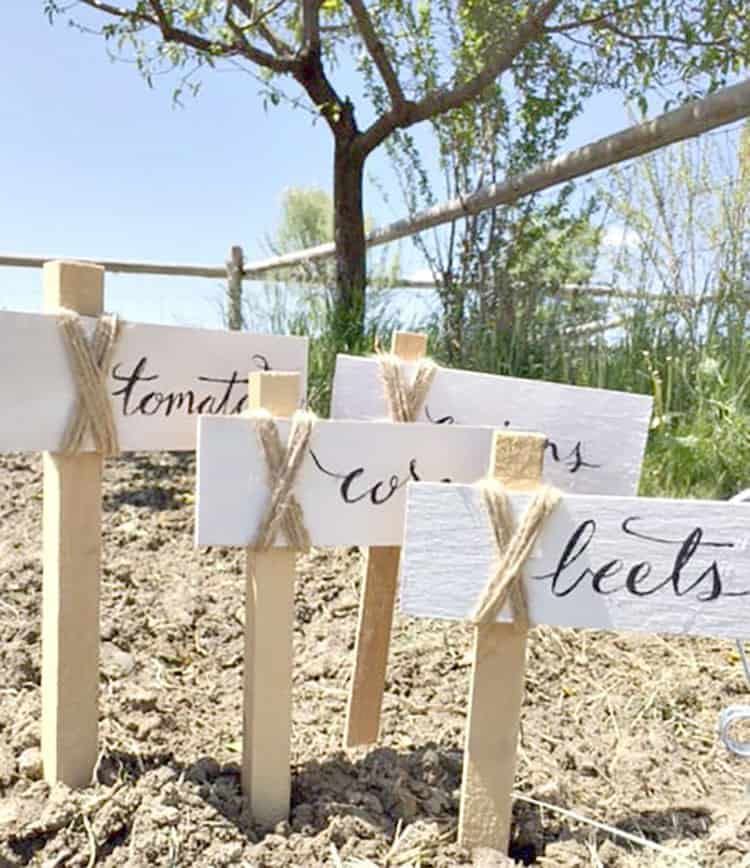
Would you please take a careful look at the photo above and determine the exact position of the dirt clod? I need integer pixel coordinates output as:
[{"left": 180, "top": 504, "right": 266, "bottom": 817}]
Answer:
[{"left": 17, "top": 748, "right": 42, "bottom": 781}]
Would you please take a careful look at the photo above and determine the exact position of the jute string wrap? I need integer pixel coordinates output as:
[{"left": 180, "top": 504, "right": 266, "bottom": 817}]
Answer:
[
  {"left": 472, "top": 480, "right": 561, "bottom": 629},
  {"left": 251, "top": 409, "right": 316, "bottom": 551},
  {"left": 377, "top": 353, "right": 437, "bottom": 422},
  {"left": 57, "top": 309, "right": 121, "bottom": 456}
]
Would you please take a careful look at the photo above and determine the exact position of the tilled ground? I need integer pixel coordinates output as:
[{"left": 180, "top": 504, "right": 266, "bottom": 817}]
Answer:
[{"left": 0, "top": 452, "right": 749, "bottom": 867}]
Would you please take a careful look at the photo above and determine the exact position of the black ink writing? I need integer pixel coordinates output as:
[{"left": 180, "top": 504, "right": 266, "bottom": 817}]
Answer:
[
  {"left": 532, "top": 517, "right": 749, "bottom": 602},
  {"left": 545, "top": 439, "right": 601, "bottom": 474},
  {"left": 309, "top": 450, "right": 451, "bottom": 505},
  {"left": 424, "top": 405, "right": 455, "bottom": 425},
  {"left": 111, "top": 354, "right": 271, "bottom": 418},
  {"left": 422, "top": 407, "right": 600, "bottom": 474}
]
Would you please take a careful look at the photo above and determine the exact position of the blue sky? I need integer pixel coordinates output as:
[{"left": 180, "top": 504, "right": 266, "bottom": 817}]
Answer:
[{"left": 0, "top": 4, "right": 632, "bottom": 327}]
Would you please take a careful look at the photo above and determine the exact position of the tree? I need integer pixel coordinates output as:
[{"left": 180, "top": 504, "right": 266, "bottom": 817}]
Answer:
[
  {"left": 597, "top": 120, "right": 750, "bottom": 370},
  {"left": 48, "top": 0, "right": 750, "bottom": 349},
  {"left": 257, "top": 185, "right": 399, "bottom": 328},
  {"left": 378, "top": 0, "right": 602, "bottom": 371},
  {"left": 267, "top": 187, "right": 335, "bottom": 288},
  {"left": 250, "top": 185, "right": 399, "bottom": 410}
]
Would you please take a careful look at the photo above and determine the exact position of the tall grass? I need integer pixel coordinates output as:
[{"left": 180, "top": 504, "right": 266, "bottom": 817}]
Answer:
[{"left": 420, "top": 129, "right": 750, "bottom": 500}]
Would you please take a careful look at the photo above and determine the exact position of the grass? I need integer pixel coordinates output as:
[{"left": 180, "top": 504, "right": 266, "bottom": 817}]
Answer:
[{"left": 243, "top": 275, "right": 749, "bottom": 502}]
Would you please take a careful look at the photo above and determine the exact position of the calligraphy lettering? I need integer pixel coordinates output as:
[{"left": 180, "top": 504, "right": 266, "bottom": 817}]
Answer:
[
  {"left": 111, "top": 354, "right": 271, "bottom": 418},
  {"left": 532, "top": 517, "right": 749, "bottom": 602}
]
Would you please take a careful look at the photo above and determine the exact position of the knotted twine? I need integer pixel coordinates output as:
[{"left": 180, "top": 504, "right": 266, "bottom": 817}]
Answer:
[
  {"left": 377, "top": 353, "right": 437, "bottom": 423},
  {"left": 251, "top": 409, "right": 316, "bottom": 551},
  {"left": 472, "top": 480, "right": 561, "bottom": 630},
  {"left": 57, "top": 309, "right": 121, "bottom": 456}
]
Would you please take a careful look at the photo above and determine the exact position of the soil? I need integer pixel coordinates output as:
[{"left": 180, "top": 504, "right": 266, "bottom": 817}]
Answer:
[{"left": 1, "top": 452, "right": 749, "bottom": 867}]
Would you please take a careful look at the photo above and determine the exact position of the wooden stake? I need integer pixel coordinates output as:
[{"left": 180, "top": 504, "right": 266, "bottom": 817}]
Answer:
[
  {"left": 42, "top": 260, "right": 105, "bottom": 788},
  {"left": 458, "top": 430, "right": 546, "bottom": 852},
  {"left": 243, "top": 371, "right": 300, "bottom": 826},
  {"left": 344, "top": 330, "right": 427, "bottom": 747}
]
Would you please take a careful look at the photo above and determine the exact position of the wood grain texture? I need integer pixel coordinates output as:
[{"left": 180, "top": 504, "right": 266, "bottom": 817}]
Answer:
[
  {"left": 390, "top": 331, "right": 427, "bottom": 361},
  {"left": 459, "top": 431, "right": 546, "bottom": 852},
  {"left": 490, "top": 431, "right": 546, "bottom": 489},
  {"left": 41, "top": 261, "right": 104, "bottom": 788},
  {"left": 459, "top": 621, "right": 526, "bottom": 853},
  {"left": 242, "top": 371, "right": 301, "bottom": 827},
  {"left": 0, "top": 310, "right": 307, "bottom": 453},
  {"left": 343, "top": 545, "right": 400, "bottom": 746},
  {"left": 344, "top": 331, "right": 426, "bottom": 747},
  {"left": 331, "top": 354, "right": 652, "bottom": 496}
]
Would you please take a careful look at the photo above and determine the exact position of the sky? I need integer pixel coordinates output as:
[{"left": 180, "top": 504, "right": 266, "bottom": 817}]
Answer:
[{"left": 0, "top": 4, "right": 634, "bottom": 328}]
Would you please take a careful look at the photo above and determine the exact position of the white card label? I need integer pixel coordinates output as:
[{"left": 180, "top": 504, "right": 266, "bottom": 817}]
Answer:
[
  {"left": 400, "top": 483, "right": 750, "bottom": 640},
  {"left": 0, "top": 310, "right": 307, "bottom": 452},
  {"left": 196, "top": 418, "right": 494, "bottom": 547},
  {"left": 331, "top": 355, "right": 652, "bottom": 495}
]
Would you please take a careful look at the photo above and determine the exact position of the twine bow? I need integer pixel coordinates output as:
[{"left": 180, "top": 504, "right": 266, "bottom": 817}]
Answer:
[
  {"left": 472, "top": 480, "right": 561, "bottom": 629},
  {"left": 57, "top": 309, "right": 121, "bottom": 456},
  {"left": 377, "top": 353, "right": 437, "bottom": 423},
  {"left": 252, "top": 409, "right": 316, "bottom": 551}
]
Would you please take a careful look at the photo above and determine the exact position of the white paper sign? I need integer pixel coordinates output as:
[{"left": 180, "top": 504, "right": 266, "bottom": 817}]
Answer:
[
  {"left": 0, "top": 311, "right": 307, "bottom": 452},
  {"left": 196, "top": 418, "right": 494, "bottom": 547},
  {"left": 400, "top": 483, "right": 750, "bottom": 640},
  {"left": 331, "top": 355, "right": 652, "bottom": 495}
]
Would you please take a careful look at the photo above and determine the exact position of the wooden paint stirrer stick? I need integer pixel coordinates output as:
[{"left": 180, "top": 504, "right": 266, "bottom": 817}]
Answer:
[
  {"left": 459, "top": 430, "right": 546, "bottom": 852},
  {"left": 243, "top": 371, "right": 300, "bottom": 826},
  {"left": 344, "top": 331, "right": 426, "bottom": 748},
  {"left": 42, "top": 260, "right": 105, "bottom": 787}
]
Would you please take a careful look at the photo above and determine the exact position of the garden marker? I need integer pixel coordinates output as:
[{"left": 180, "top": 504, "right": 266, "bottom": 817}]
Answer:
[
  {"left": 399, "top": 453, "right": 750, "bottom": 851},
  {"left": 195, "top": 412, "right": 506, "bottom": 823},
  {"left": 466, "top": 430, "right": 545, "bottom": 852},
  {"left": 331, "top": 350, "right": 653, "bottom": 747},
  {"left": 344, "top": 330, "right": 428, "bottom": 748},
  {"left": 0, "top": 263, "right": 307, "bottom": 789}
]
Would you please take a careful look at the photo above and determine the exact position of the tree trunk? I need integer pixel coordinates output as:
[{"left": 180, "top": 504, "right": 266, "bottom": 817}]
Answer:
[{"left": 332, "top": 141, "right": 367, "bottom": 350}]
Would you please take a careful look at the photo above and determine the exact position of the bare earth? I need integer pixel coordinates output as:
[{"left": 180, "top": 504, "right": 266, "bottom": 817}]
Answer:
[{"left": 1, "top": 453, "right": 749, "bottom": 867}]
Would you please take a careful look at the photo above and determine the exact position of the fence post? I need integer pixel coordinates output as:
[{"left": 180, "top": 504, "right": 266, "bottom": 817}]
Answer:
[{"left": 227, "top": 245, "right": 244, "bottom": 331}]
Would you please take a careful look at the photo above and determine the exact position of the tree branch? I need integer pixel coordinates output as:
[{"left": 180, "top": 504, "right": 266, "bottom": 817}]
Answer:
[
  {"left": 346, "top": 0, "right": 405, "bottom": 108},
  {"left": 225, "top": 0, "right": 297, "bottom": 58},
  {"left": 79, "top": 0, "right": 297, "bottom": 74},
  {"left": 224, "top": 1, "right": 299, "bottom": 72},
  {"left": 290, "top": 0, "right": 358, "bottom": 139},
  {"left": 598, "top": 20, "right": 729, "bottom": 49},
  {"left": 357, "top": 0, "right": 561, "bottom": 155},
  {"left": 544, "top": 3, "right": 639, "bottom": 34},
  {"left": 80, "top": 0, "right": 157, "bottom": 28},
  {"left": 248, "top": 0, "right": 298, "bottom": 56},
  {"left": 302, "top": 0, "right": 321, "bottom": 51},
  {"left": 257, "top": 20, "right": 295, "bottom": 57}
]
